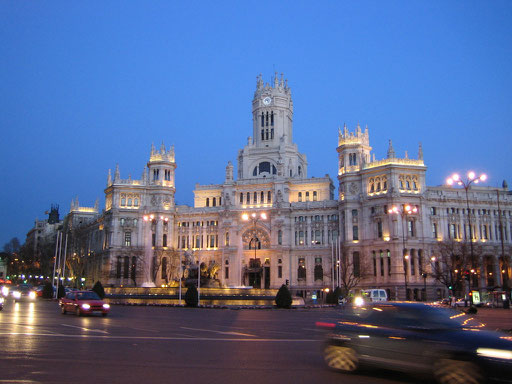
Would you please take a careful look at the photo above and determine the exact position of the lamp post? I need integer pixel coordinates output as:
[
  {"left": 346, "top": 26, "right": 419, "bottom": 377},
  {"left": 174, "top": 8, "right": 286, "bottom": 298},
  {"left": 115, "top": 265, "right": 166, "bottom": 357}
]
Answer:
[
  {"left": 388, "top": 204, "right": 418, "bottom": 300},
  {"left": 446, "top": 171, "right": 487, "bottom": 305},
  {"left": 241, "top": 212, "right": 267, "bottom": 287}
]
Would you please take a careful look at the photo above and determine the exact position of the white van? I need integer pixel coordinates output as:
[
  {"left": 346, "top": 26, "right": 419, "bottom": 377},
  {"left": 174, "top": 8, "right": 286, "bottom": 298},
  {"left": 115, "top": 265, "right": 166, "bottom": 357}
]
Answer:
[{"left": 363, "top": 289, "right": 388, "bottom": 302}]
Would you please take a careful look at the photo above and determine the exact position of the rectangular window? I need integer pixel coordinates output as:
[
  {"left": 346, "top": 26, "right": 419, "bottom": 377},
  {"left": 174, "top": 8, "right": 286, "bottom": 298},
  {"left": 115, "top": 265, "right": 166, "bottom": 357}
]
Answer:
[
  {"left": 124, "top": 232, "right": 131, "bottom": 247},
  {"left": 377, "top": 221, "right": 383, "bottom": 238},
  {"left": 353, "top": 226, "right": 359, "bottom": 241},
  {"left": 380, "top": 256, "right": 384, "bottom": 277},
  {"left": 278, "top": 265, "right": 282, "bottom": 278},
  {"left": 408, "top": 221, "right": 415, "bottom": 237},
  {"left": 313, "top": 191, "right": 317, "bottom": 201},
  {"left": 305, "top": 191, "right": 310, "bottom": 201},
  {"left": 432, "top": 223, "right": 438, "bottom": 238},
  {"left": 298, "top": 192, "right": 302, "bottom": 202},
  {"left": 152, "top": 233, "right": 156, "bottom": 247},
  {"left": 353, "top": 252, "right": 360, "bottom": 277},
  {"left": 225, "top": 267, "right": 229, "bottom": 279}
]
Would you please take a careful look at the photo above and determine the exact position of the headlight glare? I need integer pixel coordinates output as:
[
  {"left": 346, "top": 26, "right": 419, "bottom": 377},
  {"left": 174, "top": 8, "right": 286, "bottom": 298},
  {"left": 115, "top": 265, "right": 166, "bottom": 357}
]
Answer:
[
  {"left": 13, "top": 291, "right": 21, "bottom": 299},
  {"left": 103, "top": 304, "right": 110, "bottom": 309},
  {"left": 477, "top": 348, "right": 512, "bottom": 360},
  {"left": 29, "top": 291, "right": 36, "bottom": 299},
  {"left": 81, "top": 303, "right": 91, "bottom": 310}
]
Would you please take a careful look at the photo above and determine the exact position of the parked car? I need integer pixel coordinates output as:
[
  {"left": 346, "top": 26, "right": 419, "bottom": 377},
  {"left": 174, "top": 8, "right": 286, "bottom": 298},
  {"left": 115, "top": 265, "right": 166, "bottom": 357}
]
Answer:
[
  {"left": 59, "top": 290, "right": 110, "bottom": 317},
  {"left": 317, "top": 302, "right": 512, "bottom": 384},
  {"left": 11, "top": 284, "right": 36, "bottom": 302}
]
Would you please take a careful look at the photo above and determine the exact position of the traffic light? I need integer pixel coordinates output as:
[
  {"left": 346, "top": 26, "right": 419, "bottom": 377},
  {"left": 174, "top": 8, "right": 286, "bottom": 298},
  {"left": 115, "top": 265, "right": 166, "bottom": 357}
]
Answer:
[
  {"left": 448, "top": 286, "right": 453, "bottom": 290},
  {"left": 285, "top": 279, "right": 289, "bottom": 286}
]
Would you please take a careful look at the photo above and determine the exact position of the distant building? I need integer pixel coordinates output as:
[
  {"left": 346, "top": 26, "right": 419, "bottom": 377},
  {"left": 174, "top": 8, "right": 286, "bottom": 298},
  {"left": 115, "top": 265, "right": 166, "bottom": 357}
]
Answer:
[{"left": 62, "top": 74, "right": 512, "bottom": 300}]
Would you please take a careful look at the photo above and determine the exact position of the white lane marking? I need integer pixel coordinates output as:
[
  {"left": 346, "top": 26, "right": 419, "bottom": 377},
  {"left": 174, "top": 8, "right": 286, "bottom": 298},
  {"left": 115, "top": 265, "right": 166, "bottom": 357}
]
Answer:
[
  {"left": 61, "top": 324, "right": 109, "bottom": 334},
  {"left": 0, "top": 332, "right": 319, "bottom": 342},
  {"left": 180, "top": 326, "right": 257, "bottom": 337}
]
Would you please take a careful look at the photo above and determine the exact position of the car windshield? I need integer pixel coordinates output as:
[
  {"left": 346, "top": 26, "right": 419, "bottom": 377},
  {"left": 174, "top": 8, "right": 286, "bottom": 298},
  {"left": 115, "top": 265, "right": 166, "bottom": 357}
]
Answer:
[
  {"left": 76, "top": 292, "right": 101, "bottom": 300},
  {"left": 344, "top": 304, "right": 471, "bottom": 330}
]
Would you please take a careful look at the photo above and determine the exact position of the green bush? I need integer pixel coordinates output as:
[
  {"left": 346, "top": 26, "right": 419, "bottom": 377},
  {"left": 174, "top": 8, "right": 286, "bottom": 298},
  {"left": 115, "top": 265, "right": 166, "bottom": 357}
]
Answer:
[
  {"left": 92, "top": 281, "right": 106, "bottom": 299},
  {"left": 42, "top": 282, "right": 54, "bottom": 299},
  {"left": 57, "top": 284, "right": 66, "bottom": 299},
  {"left": 275, "top": 284, "right": 292, "bottom": 308},
  {"left": 184, "top": 283, "right": 198, "bottom": 307},
  {"left": 326, "top": 287, "right": 343, "bottom": 304}
]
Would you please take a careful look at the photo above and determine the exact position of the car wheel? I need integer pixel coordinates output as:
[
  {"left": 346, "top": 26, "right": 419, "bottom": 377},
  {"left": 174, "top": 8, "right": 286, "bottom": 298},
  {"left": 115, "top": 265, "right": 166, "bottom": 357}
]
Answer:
[
  {"left": 434, "top": 358, "right": 483, "bottom": 384},
  {"left": 323, "top": 345, "right": 359, "bottom": 372},
  {"left": 75, "top": 307, "right": 81, "bottom": 317},
  {"left": 61, "top": 306, "right": 66, "bottom": 315}
]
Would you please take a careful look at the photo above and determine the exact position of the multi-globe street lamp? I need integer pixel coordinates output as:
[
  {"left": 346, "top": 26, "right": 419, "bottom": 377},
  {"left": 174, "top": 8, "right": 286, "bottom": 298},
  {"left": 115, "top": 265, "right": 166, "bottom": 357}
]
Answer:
[
  {"left": 446, "top": 171, "right": 487, "bottom": 305},
  {"left": 388, "top": 204, "right": 418, "bottom": 300}
]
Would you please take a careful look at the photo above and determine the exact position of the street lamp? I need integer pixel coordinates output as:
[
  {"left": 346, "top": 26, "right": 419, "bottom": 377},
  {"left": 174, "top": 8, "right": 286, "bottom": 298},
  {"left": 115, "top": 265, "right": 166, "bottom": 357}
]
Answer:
[
  {"left": 446, "top": 171, "right": 487, "bottom": 304},
  {"left": 388, "top": 204, "right": 418, "bottom": 300}
]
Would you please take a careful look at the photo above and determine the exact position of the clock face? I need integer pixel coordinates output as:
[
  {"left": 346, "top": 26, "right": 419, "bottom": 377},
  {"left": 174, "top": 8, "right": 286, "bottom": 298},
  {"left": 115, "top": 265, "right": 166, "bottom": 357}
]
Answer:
[{"left": 263, "top": 97, "right": 272, "bottom": 105}]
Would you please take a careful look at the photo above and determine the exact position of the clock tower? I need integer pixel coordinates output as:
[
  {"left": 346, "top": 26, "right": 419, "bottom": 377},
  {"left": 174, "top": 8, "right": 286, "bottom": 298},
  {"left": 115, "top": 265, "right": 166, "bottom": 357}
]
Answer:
[{"left": 237, "top": 73, "right": 307, "bottom": 180}]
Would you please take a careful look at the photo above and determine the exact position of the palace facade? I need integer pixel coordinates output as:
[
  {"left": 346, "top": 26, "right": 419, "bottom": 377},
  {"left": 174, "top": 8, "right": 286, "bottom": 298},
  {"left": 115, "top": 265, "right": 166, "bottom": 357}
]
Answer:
[{"left": 63, "top": 74, "right": 512, "bottom": 301}]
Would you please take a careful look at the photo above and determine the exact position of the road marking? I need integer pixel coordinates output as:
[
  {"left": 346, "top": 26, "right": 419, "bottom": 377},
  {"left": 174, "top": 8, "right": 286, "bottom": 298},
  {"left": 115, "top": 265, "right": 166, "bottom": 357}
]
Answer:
[
  {"left": 180, "top": 326, "right": 257, "bottom": 337},
  {"left": 61, "top": 324, "right": 109, "bottom": 334},
  {"left": 0, "top": 332, "right": 319, "bottom": 342}
]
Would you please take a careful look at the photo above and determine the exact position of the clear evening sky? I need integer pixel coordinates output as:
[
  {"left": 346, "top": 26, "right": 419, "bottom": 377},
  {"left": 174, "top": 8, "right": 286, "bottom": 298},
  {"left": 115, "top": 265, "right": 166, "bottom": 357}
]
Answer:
[{"left": 1, "top": 1, "right": 511, "bottom": 248}]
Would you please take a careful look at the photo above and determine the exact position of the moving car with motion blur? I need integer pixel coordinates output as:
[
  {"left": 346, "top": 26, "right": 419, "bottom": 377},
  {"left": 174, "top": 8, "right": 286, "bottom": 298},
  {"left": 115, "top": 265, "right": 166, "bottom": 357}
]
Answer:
[
  {"left": 317, "top": 302, "right": 512, "bottom": 384},
  {"left": 59, "top": 290, "right": 110, "bottom": 317},
  {"left": 0, "top": 295, "right": 4, "bottom": 310},
  {"left": 11, "top": 284, "right": 36, "bottom": 302}
]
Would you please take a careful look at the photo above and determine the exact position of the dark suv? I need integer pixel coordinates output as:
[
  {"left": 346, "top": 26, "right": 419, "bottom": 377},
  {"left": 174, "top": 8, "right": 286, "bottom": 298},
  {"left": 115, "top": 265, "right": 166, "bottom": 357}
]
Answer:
[{"left": 317, "top": 302, "right": 512, "bottom": 384}]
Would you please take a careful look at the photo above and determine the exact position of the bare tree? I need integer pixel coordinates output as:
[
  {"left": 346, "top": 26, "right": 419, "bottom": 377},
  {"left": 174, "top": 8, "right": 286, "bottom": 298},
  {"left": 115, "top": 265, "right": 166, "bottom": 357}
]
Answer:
[{"left": 337, "top": 242, "right": 369, "bottom": 297}]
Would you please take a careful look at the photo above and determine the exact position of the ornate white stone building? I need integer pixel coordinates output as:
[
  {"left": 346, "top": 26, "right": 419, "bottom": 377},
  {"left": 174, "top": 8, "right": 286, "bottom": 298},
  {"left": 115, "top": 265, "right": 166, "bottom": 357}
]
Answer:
[{"left": 65, "top": 74, "right": 512, "bottom": 301}]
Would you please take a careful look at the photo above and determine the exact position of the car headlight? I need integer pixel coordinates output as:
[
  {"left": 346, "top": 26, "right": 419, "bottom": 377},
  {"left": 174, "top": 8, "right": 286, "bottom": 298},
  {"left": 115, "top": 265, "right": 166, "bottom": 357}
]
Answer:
[
  {"left": 81, "top": 303, "right": 91, "bottom": 310},
  {"left": 477, "top": 348, "right": 512, "bottom": 360},
  {"left": 0, "top": 297, "right": 4, "bottom": 304},
  {"left": 103, "top": 303, "right": 110, "bottom": 309},
  {"left": 354, "top": 296, "right": 365, "bottom": 307},
  {"left": 13, "top": 291, "right": 21, "bottom": 299},
  {"left": 1, "top": 287, "right": 8, "bottom": 296},
  {"left": 29, "top": 291, "right": 36, "bottom": 300}
]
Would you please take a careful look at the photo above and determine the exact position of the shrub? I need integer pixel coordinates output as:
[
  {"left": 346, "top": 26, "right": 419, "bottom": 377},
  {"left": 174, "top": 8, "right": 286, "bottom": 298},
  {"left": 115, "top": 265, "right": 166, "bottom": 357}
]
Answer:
[
  {"left": 42, "top": 282, "right": 54, "bottom": 299},
  {"left": 184, "top": 283, "right": 198, "bottom": 307},
  {"left": 57, "top": 284, "right": 66, "bottom": 299},
  {"left": 275, "top": 284, "right": 292, "bottom": 308},
  {"left": 326, "top": 287, "right": 343, "bottom": 304},
  {"left": 92, "top": 281, "right": 106, "bottom": 299}
]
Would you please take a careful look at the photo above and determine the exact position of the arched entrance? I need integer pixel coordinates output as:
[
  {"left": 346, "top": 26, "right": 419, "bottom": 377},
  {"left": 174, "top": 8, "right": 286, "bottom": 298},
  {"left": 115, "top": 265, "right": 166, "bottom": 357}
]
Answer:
[{"left": 242, "top": 227, "right": 270, "bottom": 288}]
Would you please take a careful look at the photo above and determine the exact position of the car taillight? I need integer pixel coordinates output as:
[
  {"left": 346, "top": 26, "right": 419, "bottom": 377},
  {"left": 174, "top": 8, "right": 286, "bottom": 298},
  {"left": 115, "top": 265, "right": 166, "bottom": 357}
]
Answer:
[{"left": 316, "top": 321, "right": 336, "bottom": 329}]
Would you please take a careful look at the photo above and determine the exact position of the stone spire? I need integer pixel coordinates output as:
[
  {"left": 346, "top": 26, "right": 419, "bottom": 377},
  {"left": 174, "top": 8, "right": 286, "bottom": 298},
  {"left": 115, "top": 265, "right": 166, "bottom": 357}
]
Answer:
[
  {"left": 387, "top": 140, "right": 396, "bottom": 159},
  {"left": 142, "top": 166, "right": 147, "bottom": 182},
  {"left": 160, "top": 141, "right": 165, "bottom": 154},
  {"left": 225, "top": 161, "right": 234, "bottom": 183},
  {"left": 114, "top": 164, "right": 120, "bottom": 181},
  {"left": 94, "top": 199, "right": 99, "bottom": 210},
  {"left": 418, "top": 142, "right": 423, "bottom": 160},
  {"left": 107, "top": 169, "right": 112, "bottom": 186},
  {"left": 150, "top": 143, "right": 156, "bottom": 156}
]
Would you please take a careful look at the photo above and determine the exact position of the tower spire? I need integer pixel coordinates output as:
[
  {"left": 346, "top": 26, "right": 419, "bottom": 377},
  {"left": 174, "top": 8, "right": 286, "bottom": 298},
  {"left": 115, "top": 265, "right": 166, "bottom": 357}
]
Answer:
[
  {"left": 387, "top": 140, "right": 396, "bottom": 159},
  {"left": 418, "top": 142, "right": 423, "bottom": 160}
]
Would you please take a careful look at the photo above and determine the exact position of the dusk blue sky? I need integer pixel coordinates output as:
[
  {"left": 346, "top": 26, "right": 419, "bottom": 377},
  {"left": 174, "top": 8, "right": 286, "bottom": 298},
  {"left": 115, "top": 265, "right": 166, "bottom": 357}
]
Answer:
[{"left": 1, "top": 1, "right": 511, "bottom": 248}]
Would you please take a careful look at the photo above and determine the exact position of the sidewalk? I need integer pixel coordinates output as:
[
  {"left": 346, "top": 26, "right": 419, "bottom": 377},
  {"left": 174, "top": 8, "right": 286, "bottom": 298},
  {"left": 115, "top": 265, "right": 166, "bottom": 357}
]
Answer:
[{"left": 470, "top": 307, "right": 512, "bottom": 332}]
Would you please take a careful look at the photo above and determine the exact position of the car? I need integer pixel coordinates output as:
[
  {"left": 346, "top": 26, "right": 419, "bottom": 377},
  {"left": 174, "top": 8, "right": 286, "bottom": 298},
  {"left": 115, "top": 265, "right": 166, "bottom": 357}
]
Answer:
[
  {"left": 316, "top": 302, "right": 512, "bottom": 384},
  {"left": 59, "top": 290, "right": 110, "bottom": 317},
  {"left": 1, "top": 284, "right": 10, "bottom": 298},
  {"left": 11, "top": 284, "right": 36, "bottom": 302},
  {"left": 0, "top": 295, "right": 4, "bottom": 310},
  {"left": 362, "top": 289, "right": 388, "bottom": 302}
]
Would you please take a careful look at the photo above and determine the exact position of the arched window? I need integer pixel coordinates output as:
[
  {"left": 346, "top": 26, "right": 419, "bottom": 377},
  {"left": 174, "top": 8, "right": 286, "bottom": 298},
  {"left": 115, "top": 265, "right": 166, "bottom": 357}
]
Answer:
[
  {"left": 116, "top": 257, "right": 122, "bottom": 278},
  {"left": 298, "top": 258, "right": 306, "bottom": 280},
  {"left": 268, "top": 191, "right": 272, "bottom": 203},
  {"left": 206, "top": 198, "right": 210, "bottom": 207},
  {"left": 213, "top": 197, "right": 216, "bottom": 207},
  {"left": 253, "top": 192, "right": 257, "bottom": 203},
  {"left": 240, "top": 193, "right": 244, "bottom": 204},
  {"left": 225, "top": 232, "right": 229, "bottom": 246},
  {"left": 161, "top": 257, "right": 167, "bottom": 279},
  {"left": 123, "top": 256, "right": 130, "bottom": 278},
  {"left": 278, "top": 230, "right": 282, "bottom": 245},
  {"left": 131, "top": 257, "right": 137, "bottom": 281},
  {"left": 298, "top": 192, "right": 302, "bottom": 202},
  {"left": 298, "top": 166, "right": 302, "bottom": 176},
  {"left": 314, "top": 258, "right": 323, "bottom": 281}
]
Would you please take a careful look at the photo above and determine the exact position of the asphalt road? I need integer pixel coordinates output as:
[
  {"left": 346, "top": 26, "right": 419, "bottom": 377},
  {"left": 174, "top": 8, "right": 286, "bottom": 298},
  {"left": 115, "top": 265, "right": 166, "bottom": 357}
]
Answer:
[{"left": 0, "top": 300, "right": 431, "bottom": 384}]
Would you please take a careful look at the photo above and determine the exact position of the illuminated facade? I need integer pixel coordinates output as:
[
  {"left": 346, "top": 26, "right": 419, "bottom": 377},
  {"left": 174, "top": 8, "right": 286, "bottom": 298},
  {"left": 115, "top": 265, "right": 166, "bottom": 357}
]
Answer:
[{"left": 65, "top": 74, "right": 512, "bottom": 300}]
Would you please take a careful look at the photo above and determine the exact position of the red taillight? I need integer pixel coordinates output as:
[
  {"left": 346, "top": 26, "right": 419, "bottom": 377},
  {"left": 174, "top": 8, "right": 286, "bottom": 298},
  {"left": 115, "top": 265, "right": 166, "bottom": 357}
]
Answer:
[{"left": 316, "top": 321, "right": 336, "bottom": 329}]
